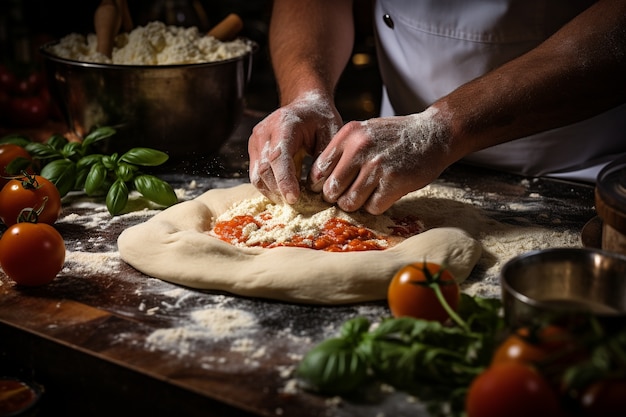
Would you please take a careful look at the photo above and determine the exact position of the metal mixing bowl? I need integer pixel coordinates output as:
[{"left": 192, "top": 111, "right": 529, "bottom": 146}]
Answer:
[
  {"left": 39, "top": 41, "right": 256, "bottom": 161},
  {"left": 500, "top": 247, "right": 626, "bottom": 327}
]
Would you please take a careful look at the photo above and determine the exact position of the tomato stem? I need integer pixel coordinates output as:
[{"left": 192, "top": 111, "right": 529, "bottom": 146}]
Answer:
[
  {"left": 412, "top": 261, "right": 469, "bottom": 331},
  {"left": 431, "top": 281, "right": 469, "bottom": 331}
]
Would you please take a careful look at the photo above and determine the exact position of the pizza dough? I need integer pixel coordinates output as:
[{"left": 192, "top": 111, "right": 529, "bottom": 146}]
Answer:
[{"left": 117, "top": 184, "right": 482, "bottom": 304}]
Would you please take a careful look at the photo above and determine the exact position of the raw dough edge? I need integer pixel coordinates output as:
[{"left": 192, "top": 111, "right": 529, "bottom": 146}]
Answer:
[{"left": 117, "top": 184, "right": 482, "bottom": 304}]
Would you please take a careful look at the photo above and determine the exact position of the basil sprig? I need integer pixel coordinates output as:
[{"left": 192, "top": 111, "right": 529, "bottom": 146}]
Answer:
[
  {"left": 2, "top": 128, "right": 178, "bottom": 215},
  {"left": 296, "top": 294, "right": 504, "bottom": 416}
]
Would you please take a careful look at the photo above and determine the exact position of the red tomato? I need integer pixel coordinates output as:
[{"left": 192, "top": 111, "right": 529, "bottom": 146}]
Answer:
[
  {"left": 491, "top": 325, "right": 580, "bottom": 367},
  {"left": 579, "top": 378, "right": 626, "bottom": 417},
  {"left": 0, "top": 174, "right": 62, "bottom": 226},
  {"left": 387, "top": 262, "right": 459, "bottom": 322},
  {"left": 8, "top": 96, "right": 49, "bottom": 127},
  {"left": 465, "top": 362, "right": 565, "bottom": 417},
  {"left": 0, "top": 144, "right": 34, "bottom": 189},
  {"left": 0, "top": 222, "right": 65, "bottom": 286}
]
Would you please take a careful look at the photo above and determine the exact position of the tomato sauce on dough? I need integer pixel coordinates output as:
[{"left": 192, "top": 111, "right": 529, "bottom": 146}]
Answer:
[{"left": 212, "top": 212, "right": 423, "bottom": 252}]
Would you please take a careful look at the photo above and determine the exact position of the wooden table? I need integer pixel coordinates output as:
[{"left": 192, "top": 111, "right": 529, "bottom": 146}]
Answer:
[{"left": 0, "top": 113, "right": 597, "bottom": 417}]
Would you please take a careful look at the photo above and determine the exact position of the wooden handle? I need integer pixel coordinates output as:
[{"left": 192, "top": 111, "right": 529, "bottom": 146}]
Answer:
[
  {"left": 117, "top": 0, "right": 133, "bottom": 32},
  {"left": 207, "top": 13, "right": 243, "bottom": 41},
  {"left": 94, "top": 0, "right": 121, "bottom": 57}
]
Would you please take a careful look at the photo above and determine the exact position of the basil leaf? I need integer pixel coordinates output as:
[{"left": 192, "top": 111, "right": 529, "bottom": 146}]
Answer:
[
  {"left": 115, "top": 162, "right": 136, "bottom": 182},
  {"left": 41, "top": 159, "right": 77, "bottom": 196},
  {"left": 106, "top": 179, "right": 129, "bottom": 215},
  {"left": 82, "top": 126, "right": 116, "bottom": 148},
  {"left": 340, "top": 317, "right": 371, "bottom": 340},
  {"left": 46, "top": 133, "right": 69, "bottom": 150},
  {"left": 133, "top": 174, "right": 178, "bottom": 207},
  {"left": 102, "top": 154, "right": 119, "bottom": 170},
  {"left": 25, "top": 142, "right": 63, "bottom": 160},
  {"left": 62, "top": 141, "right": 83, "bottom": 159},
  {"left": 0, "top": 134, "right": 32, "bottom": 147},
  {"left": 5, "top": 156, "right": 32, "bottom": 176},
  {"left": 121, "top": 148, "right": 169, "bottom": 166},
  {"left": 74, "top": 165, "right": 90, "bottom": 190},
  {"left": 296, "top": 337, "right": 369, "bottom": 394},
  {"left": 85, "top": 163, "right": 108, "bottom": 195},
  {"left": 76, "top": 154, "right": 105, "bottom": 170}
]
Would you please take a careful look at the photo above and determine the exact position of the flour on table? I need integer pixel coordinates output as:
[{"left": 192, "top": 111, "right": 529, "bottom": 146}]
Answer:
[{"left": 145, "top": 307, "right": 258, "bottom": 357}]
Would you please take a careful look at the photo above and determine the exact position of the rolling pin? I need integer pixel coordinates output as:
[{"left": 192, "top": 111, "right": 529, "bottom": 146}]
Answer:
[
  {"left": 94, "top": 0, "right": 121, "bottom": 57},
  {"left": 207, "top": 13, "right": 244, "bottom": 41},
  {"left": 94, "top": 0, "right": 133, "bottom": 57}
]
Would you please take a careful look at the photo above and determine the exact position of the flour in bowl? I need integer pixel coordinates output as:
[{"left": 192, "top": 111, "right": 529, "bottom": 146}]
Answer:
[{"left": 48, "top": 21, "right": 252, "bottom": 65}]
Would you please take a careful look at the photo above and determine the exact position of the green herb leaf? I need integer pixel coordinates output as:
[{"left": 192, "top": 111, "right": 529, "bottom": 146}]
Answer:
[
  {"left": 25, "top": 142, "right": 63, "bottom": 160},
  {"left": 4, "top": 156, "right": 32, "bottom": 176},
  {"left": 0, "top": 134, "right": 32, "bottom": 147},
  {"left": 41, "top": 159, "right": 77, "bottom": 197},
  {"left": 133, "top": 174, "right": 178, "bottom": 207},
  {"left": 85, "top": 163, "right": 108, "bottom": 195},
  {"left": 62, "top": 141, "right": 83, "bottom": 159},
  {"left": 101, "top": 154, "right": 119, "bottom": 170},
  {"left": 106, "top": 179, "right": 129, "bottom": 215},
  {"left": 47, "top": 133, "right": 70, "bottom": 150},
  {"left": 81, "top": 126, "right": 116, "bottom": 148},
  {"left": 116, "top": 162, "right": 136, "bottom": 183},
  {"left": 121, "top": 148, "right": 169, "bottom": 166},
  {"left": 76, "top": 154, "right": 105, "bottom": 170},
  {"left": 296, "top": 337, "right": 370, "bottom": 394}
]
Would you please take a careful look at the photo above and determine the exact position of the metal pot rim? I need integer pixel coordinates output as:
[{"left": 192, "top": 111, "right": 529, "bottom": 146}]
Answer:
[{"left": 39, "top": 39, "right": 258, "bottom": 71}]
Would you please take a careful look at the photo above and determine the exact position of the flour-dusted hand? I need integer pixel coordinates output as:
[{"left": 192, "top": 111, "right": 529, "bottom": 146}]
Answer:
[
  {"left": 309, "top": 107, "right": 455, "bottom": 215},
  {"left": 248, "top": 90, "right": 342, "bottom": 204}
]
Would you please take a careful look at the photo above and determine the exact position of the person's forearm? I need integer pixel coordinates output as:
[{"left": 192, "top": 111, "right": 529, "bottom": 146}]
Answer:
[
  {"left": 269, "top": 0, "right": 355, "bottom": 105},
  {"left": 436, "top": 0, "right": 626, "bottom": 162}
]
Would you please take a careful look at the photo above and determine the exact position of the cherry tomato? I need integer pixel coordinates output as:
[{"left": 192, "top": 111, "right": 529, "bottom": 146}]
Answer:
[
  {"left": 0, "top": 222, "right": 65, "bottom": 286},
  {"left": 8, "top": 96, "right": 49, "bottom": 127},
  {"left": 387, "top": 262, "right": 459, "bottom": 322},
  {"left": 465, "top": 362, "right": 565, "bottom": 417},
  {"left": 579, "top": 378, "right": 626, "bottom": 417},
  {"left": 0, "top": 174, "right": 62, "bottom": 226},
  {"left": 491, "top": 325, "right": 580, "bottom": 367},
  {"left": 0, "top": 144, "right": 34, "bottom": 189}
]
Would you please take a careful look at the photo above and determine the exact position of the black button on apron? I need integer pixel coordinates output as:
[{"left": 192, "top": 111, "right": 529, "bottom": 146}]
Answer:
[{"left": 383, "top": 14, "right": 394, "bottom": 29}]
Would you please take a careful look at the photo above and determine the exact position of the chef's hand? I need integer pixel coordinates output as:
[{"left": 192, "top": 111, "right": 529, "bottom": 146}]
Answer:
[
  {"left": 248, "top": 91, "right": 342, "bottom": 204},
  {"left": 308, "top": 108, "right": 453, "bottom": 215}
]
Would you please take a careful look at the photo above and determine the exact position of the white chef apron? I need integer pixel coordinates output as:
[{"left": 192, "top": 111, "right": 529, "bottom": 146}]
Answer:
[{"left": 373, "top": 0, "right": 626, "bottom": 183}]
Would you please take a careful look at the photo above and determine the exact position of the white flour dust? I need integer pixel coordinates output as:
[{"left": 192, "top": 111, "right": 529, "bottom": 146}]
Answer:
[
  {"left": 407, "top": 182, "right": 582, "bottom": 298},
  {"left": 144, "top": 307, "right": 258, "bottom": 357}
]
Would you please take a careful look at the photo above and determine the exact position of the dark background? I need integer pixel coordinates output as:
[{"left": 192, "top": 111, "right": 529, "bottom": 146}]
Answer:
[{"left": 0, "top": 0, "right": 382, "bottom": 120}]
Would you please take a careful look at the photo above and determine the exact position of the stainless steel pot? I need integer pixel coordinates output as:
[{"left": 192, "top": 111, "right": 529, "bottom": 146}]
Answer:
[
  {"left": 500, "top": 247, "right": 626, "bottom": 328},
  {"left": 40, "top": 41, "right": 256, "bottom": 161}
]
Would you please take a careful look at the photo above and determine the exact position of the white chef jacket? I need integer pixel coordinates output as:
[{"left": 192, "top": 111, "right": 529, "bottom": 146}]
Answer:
[{"left": 373, "top": 0, "right": 626, "bottom": 183}]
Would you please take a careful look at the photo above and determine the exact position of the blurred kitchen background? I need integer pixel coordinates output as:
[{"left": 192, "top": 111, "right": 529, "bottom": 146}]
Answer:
[{"left": 0, "top": 0, "right": 382, "bottom": 122}]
